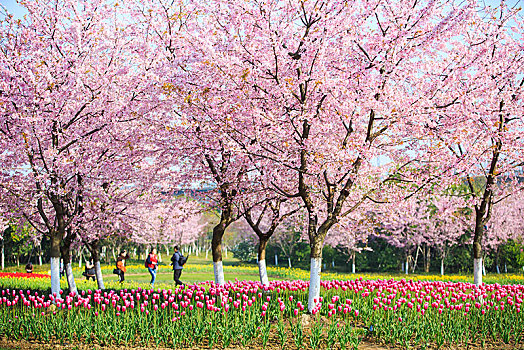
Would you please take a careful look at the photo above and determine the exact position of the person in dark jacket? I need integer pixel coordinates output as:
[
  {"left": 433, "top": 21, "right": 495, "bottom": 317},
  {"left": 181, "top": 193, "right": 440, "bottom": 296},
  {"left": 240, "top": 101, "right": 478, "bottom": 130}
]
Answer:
[
  {"left": 25, "top": 262, "right": 33, "bottom": 274},
  {"left": 84, "top": 259, "right": 96, "bottom": 281},
  {"left": 170, "top": 246, "right": 185, "bottom": 286}
]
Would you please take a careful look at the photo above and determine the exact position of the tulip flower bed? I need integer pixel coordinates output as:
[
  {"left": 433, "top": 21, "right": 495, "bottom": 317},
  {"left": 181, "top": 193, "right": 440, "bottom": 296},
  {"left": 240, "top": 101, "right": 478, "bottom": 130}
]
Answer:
[
  {"left": 0, "top": 272, "right": 50, "bottom": 279},
  {"left": 1, "top": 279, "right": 523, "bottom": 349}
]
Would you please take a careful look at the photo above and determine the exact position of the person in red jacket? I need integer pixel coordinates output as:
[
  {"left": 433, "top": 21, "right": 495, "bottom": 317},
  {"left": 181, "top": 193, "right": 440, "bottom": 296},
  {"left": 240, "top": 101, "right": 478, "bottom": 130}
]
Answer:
[
  {"left": 116, "top": 250, "right": 129, "bottom": 283},
  {"left": 146, "top": 248, "right": 158, "bottom": 288}
]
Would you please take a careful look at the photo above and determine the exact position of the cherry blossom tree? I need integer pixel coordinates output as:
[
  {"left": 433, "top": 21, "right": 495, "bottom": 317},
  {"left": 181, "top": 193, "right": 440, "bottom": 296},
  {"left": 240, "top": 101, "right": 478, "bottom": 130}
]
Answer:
[
  {"left": 243, "top": 194, "right": 302, "bottom": 285},
  {"left": 181, "top": 0, "right": 491, "bottom": 311},
  {"left": 76, "top": 180, "right": 140, "bottom": 290},
  {"left": 0, "top": 0, "right": 152, "bottom": 295},
  {"left": 484, "top": 189, "right": 524, "bottom": 272},
  {"left": 325, "top": 209, "right": 375, "bottom": 274},
  {"left": 380, "top": 199, "right": 430, "bottom": 274},
  {"left": 426, "top": 4, "right": 524, "bottom": 284},
  {"left": 0, "top": 216, "right": 9, "bottom": 270},
  {"left": 127, "top": 194, "right": 206, "bottom": 254},
  {"left": 272, "top": 211, "right": 308, "bottom": 269},
  {"left": 424, "top": 195, "right": 468, "bottom": 275}
]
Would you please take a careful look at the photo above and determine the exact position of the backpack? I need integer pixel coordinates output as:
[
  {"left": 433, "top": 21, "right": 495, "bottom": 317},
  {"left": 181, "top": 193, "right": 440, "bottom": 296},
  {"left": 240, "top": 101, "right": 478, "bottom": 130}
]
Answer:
[
  {"left": 144, "top": 255, "right": 151, "bottom": 268},
  {"left": 179, "top": 255, "right": 188, "bottom": 266}
]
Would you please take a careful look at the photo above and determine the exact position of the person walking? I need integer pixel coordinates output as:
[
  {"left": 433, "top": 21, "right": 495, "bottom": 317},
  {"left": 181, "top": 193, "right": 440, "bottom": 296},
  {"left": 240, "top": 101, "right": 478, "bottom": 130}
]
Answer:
[
  {"left": 25, "top": 262, "right": 33, "bottom": 274},
  {"left": 170, "top": 246, "right": 185, "bottom": 286},
  {"left": 146, "top": 248, "right": 158, "bottom": 289},
  {"left": 84, "top": 259, "right": 96, "bottom": 281},
  {"left": 116, "top": 250, "right": 128, "bottom": 283}
]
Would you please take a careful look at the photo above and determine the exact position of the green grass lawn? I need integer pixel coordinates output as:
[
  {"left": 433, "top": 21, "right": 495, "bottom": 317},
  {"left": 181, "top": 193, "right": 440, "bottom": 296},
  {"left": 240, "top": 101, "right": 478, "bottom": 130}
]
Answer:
[{"left": 1, "top": 255, "right": 284, "bottom": 290}]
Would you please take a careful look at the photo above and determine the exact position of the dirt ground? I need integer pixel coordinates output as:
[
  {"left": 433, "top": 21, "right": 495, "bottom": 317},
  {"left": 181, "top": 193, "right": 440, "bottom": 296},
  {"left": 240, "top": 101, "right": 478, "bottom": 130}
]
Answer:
[
  {"left": 0, "top": 338, "right": 386, "bottom": 350},
  {"left": 2, "top": 337, "right": 523, "bottom": 350}
]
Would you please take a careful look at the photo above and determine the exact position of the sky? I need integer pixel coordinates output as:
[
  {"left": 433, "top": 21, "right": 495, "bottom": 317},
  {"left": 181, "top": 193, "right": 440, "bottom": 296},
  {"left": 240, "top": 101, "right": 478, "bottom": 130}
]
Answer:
[
  {"left": 1, "top": 0, "right": 521, "bottom": 20},
  {"left": 0, "top": 0, "right": 27, "bottom": 18}
]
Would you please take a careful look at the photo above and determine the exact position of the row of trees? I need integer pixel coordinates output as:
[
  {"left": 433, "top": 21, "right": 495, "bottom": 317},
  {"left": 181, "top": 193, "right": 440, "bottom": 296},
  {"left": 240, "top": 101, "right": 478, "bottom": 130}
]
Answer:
[
  {"left": 1, "top": 0, "right": 523, "bottom": 313},
  {"left": 4, "top": 189, "right": 522, "bottom": 276}
]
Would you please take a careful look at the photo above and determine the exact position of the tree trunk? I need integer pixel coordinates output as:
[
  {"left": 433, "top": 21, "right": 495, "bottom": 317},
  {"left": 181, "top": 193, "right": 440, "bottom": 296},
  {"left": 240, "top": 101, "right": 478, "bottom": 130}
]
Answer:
[
  {"left": 1, "top": 236, "right": 4, "bottom": 270},
  {"left": 425, "top": 246, "right": 431, "bottom": 273},
  {"left": 61, "top": 239, "right": 77, "bottom": 295},
  {"left": 412, "top": 245, "right": 420, "bottom": 273},
  {"left": 440, "top": 250, "right": 445, "bottom": 276},
  {"left": 78, "top": 248, "right": 83, "bottom": 268},
  {"left": 38, "top": 245, "right": 42, "bottom": 266},
  {"left": 474, "top": 257, "right": 483, "bottom": 285},
  {"left": 473, "top": 227, "right": 483, "bottom": 285},
  {"left": 87, "top": 240, "right": 105, "bottom": 290},
  {"left": 50, "top": 234, "right": 61, "bottom": 296},
  {"left": 101, "top": 246, "right": 107, "bottom": 263},
  {"left": 307, "top": 237, "right": 323, "bottom": 313},
  {"left": 212, "top": 223, "right": 226, "bottom": 285},
  {"left": 65, "top": 262, "right": 77, "bottom": 295},
  {"left": 257, "top": 236, "right": 270, "bottom": 286},
  {"left": 288, "top": 257, "right": 291, "bottom": 268},
  {"left": 352, "top": 253, "right": 356, "bottom": 274},
  {"left": 405, "top": 255, "right": 409, "bottom": 275}
]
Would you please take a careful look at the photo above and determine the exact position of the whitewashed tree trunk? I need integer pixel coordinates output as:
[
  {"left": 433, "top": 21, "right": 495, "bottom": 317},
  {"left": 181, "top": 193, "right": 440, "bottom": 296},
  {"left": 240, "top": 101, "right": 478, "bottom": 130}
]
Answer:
[
  {"left": 352, "top": 254, "right": 356, "bottom": 274},
  {"left": 213, "top": 261, "right": 225, "bottom": 285},
  {"left": 474, "top": 257, "right": 483, "bottom": 286},
  {"left": 412, "top": 245, "right": 420, "bottom": 273},
  {"left": 78, "top": 249, "right": 83, "bottom": 268},
  {"left": 65, "top": 262, "right": 77, "bottom": 295},
  {"left": 258, "top": 259, "right": 269, "bottom": 286},
  {"left": 405, "top": 256, "right": 409, "bottom": 275},
  {"left": 205, "top": 249, "right": 209, "bottom": 259},
  {"left": 95, "top": 261, "right": 105, "bottom": 290},
  {"left": 112, "top": 247, "right": 116, "bottom": 262},
  {"left": 1, "top": 239, "right": 4, "bottom": 270},
  {"left": 288, "top": 257, "right": 291, "bottom": 268},
  {"left": 224, "top": 247, "right": 228, "bottom": 259},
  {"left": 50, "top": 257, "right": 61, "bottom": 296},
  {"left": 274, "top": 254, "right": 278, "bottom": 266},
  {"left": 307, "top": 257, "right": 322, "bottom": 313},
  {"left": 441, "top": 258, "right": 444, "bottom": 276},
  {"left": 38, "top": 248, "right": 42, "bottom": 266}
]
